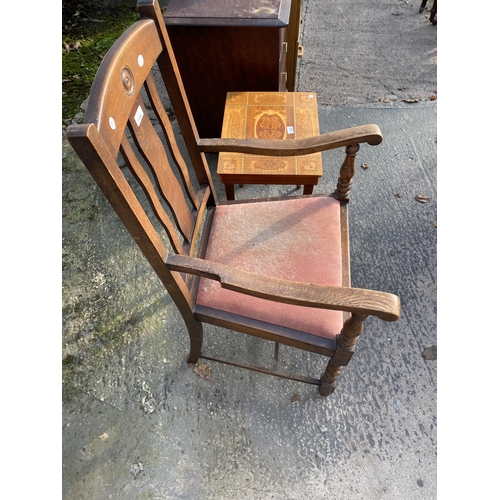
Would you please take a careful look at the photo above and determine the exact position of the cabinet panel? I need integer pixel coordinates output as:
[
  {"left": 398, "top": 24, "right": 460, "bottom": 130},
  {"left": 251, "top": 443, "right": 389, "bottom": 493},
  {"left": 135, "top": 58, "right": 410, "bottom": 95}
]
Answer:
[{"left": 165, "top": 25, "right": 284, "bottom": 138}]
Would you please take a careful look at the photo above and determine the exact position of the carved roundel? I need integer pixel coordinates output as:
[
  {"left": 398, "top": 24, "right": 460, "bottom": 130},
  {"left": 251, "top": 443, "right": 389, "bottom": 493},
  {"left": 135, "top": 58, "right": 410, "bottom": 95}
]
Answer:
[{"left": 121, "top": 66, "right": 135, "bottom": 95}]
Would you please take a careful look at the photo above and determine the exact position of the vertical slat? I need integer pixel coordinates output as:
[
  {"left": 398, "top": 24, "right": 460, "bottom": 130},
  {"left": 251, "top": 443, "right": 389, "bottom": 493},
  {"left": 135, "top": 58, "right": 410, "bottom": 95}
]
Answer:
[
  {"left": 144, "top": 72, "right": 199, "bottom": 208},
  {"left": 189, "top": 186, "right": 211, "bottom": 257},
  {"left": 187, "top": 206, "right": 215, "bottom": 298},
  {"left": 120, "top": 137, "right": 187, "bottom": 255},
  {"left": 127, "top": 93, "right": 196, "bottom": 242}
]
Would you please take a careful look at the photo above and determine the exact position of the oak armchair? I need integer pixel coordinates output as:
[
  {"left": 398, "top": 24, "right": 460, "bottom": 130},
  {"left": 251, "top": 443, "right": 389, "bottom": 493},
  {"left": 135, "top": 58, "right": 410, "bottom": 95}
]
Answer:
[{"left": 66, "top": 0, "right": 400, "bottom": 397}]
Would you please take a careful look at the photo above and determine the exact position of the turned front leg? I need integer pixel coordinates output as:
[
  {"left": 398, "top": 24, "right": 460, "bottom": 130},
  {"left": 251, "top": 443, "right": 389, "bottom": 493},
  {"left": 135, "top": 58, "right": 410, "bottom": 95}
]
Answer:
[
  {"left": 334, "top": 144, "right": 359, "bottom": 203},
  {"left": 319, "top": 312, "right": 368, "bottom": 396}
]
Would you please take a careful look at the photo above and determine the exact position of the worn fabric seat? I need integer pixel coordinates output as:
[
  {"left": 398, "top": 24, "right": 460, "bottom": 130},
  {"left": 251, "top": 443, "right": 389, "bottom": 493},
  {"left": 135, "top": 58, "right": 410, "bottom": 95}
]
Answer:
[{"left": 197, "top": 196, "right": 344, "bottom": 339}]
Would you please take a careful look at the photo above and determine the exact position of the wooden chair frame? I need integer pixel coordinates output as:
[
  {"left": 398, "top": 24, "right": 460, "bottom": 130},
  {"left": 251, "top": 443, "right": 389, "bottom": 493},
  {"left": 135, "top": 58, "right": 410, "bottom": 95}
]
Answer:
[{"left": 66, "top": 0, "right": 400, "bottom": 397}]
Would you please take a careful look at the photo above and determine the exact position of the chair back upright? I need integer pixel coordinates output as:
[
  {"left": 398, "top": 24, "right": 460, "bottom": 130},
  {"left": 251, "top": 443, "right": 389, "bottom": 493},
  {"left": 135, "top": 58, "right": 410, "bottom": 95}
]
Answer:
[{"left": 66, "top": 1, "right": 213, "bottom": 323}]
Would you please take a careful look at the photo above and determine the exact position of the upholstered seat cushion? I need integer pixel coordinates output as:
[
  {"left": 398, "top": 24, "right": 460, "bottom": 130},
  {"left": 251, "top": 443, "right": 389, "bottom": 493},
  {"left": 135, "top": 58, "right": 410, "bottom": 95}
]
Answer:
[{"left": 196, "top": 196, "right": 345, "bottom": 340}]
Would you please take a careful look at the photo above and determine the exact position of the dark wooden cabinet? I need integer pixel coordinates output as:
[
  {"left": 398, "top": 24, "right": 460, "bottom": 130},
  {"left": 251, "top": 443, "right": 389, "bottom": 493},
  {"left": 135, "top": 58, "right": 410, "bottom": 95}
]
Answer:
[{"left": 163, "top": 0, "right": 302, "bottom": 138}]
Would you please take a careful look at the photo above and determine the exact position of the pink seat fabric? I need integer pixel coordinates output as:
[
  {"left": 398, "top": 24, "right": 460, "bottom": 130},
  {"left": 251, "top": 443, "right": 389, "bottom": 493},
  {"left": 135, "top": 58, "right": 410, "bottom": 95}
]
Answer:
[{"left": 196, "top": 196, "right": 345, "bottom": 340}]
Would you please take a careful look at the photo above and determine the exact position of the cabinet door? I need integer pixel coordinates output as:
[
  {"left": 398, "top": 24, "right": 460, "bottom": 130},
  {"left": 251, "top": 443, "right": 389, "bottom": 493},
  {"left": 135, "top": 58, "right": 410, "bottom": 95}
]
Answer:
[{"left": 167, "top": 25, "right": 284, "bottom": 138}]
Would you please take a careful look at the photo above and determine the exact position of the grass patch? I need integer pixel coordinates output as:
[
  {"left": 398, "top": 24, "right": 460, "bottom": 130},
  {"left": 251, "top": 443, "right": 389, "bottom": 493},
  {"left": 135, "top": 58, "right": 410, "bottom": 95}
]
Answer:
[{"left": 62, "top": 5, "right": 140, "bottom": 124}]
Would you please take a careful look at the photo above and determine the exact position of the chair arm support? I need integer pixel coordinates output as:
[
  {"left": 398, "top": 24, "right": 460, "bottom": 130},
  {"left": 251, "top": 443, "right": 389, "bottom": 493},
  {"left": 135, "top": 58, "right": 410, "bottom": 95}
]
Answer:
[
  {"left": 166, "top": 255, "right": 400, "bottom": 322},
  {"left": 197, "top": 124, "right": 383, "bottom": 156}
]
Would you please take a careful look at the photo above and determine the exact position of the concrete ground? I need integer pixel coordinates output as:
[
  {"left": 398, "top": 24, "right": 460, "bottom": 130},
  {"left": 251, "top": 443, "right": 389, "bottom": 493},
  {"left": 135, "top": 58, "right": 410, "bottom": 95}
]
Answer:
[{"left": 62, "top": 0, "right": 437, "bottom": 498}]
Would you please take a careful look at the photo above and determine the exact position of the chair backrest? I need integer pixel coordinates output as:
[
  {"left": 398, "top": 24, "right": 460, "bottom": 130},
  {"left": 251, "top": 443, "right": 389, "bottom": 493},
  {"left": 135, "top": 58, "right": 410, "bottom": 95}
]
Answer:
[{"left": 66, "top": 0, "right": 211, "bottom": 327}]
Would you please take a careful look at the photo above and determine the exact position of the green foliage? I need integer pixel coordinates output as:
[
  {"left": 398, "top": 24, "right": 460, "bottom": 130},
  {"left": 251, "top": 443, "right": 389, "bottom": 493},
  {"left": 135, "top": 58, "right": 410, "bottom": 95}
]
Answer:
[
  {"left": 62, "top": 0, "right": 107, "bottom": 30},
  {"left": 62, "top": 5, "right": 140, "bottom": 123}
]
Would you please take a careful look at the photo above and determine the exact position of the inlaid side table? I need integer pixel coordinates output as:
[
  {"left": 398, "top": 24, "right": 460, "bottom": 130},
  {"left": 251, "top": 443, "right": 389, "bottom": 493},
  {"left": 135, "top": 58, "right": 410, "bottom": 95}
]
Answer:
[{"left": 217, "top": 91, "right": 323, "bottom": 201}]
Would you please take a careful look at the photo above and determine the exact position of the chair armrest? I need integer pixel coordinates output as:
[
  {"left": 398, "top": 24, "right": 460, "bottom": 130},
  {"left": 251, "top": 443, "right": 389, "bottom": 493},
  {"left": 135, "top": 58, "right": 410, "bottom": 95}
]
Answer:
[
  {"left": 197, "top": 124, "right": 382, "bottom": 156},
  {"left": 166, "top": 255, "right": 400, "bottom": 322}
]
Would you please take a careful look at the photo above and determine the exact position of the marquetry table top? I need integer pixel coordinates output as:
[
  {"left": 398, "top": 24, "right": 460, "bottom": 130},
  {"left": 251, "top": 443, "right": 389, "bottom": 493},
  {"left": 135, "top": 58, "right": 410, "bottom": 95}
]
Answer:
[{"left": 217, "top": 91, "right": 323, "bottom": 179}]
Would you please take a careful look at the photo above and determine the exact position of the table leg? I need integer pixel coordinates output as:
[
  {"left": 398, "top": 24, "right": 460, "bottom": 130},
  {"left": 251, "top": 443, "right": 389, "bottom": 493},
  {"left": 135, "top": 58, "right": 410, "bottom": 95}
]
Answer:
[
  {"left": 303, "top": 184, "right": 314, "bottom": 195},
  {"left": 224, "top": 183, "right": 235, "bottom": 201}
]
